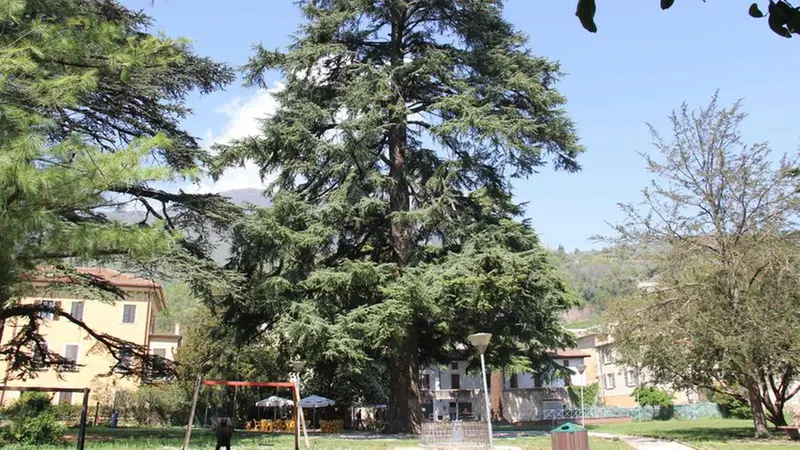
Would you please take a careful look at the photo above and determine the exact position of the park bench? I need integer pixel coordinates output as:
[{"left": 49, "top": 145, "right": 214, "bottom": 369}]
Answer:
[{"left": 777, "top": 426, "right": 800, "bottom": 440}]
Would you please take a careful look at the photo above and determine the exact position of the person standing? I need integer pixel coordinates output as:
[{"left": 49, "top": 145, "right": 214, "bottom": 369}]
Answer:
[{"left": 215, "top": 417, "right": 233, "bottom": 450}]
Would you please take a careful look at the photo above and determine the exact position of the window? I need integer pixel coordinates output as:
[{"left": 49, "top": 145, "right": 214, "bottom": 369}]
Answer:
[
  {"left": 153, "top": 348, "right": 167, "bottom": 359},
  {"left": 600, "top": 346, "right": 614, "bottom": 365},
  {"left": 116, "top": 346, "right": 133, "bottom": 373},
  {"left": 625, "top": 368, "right": 639, "bottom": 387},
  {"left": 32, "top": 343, "right": 48, "bottom": 371},
  {"left": 563, "top": 360, "right": 569, "bottom": 367},
  {"left": 39, "top": 300, "right": 55, "bottom": 320},
  {"left": 70, "top": 302, "right": 84, "bottom": 321},
  {"left": 533, "top": 373, "right": 543, "bottom": 388},
  {"left": 58, "top": 392, "right": 73, "bottom": 405},
  {"left": 450, "top": 373, "right": 461, "bottom": 390},
  {"left": 420, "top": 373, "right": 431, "bottom": 391},
  {"left": 122, "top": 305, "right": 136, "bottom": 323},
  {"left": 509, "top": 373, "right": 518, "bottom": 389},
  {"left": 604, "top": 373, "right": 616, "bottom": 390},
  {"left": 450, "top": 362, "right": 458, "bottom": 370},
  {"left": 63, "top": 344, "right": 78, "bottom": 371}
]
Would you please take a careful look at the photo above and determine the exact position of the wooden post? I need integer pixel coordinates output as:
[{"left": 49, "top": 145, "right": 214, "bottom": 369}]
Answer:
[
  {"left": 93, "top": 402, "right": 100, "bottom": 427},
  {"left": 232, "top": 385, "right": 238, "bottom": 428},
  {"left": 182, "top": 375, "right": 202, "bottom": 450},
  {"left": 294, "top": 378, "right": 300, "bottom": 450},
  {"left": 76, "top": 388, "right": 90, "bottom": 450}
]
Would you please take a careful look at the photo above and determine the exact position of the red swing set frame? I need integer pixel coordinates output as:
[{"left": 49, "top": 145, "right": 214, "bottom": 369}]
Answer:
[{"left": 181, "top": 377, "right": 303, "bottom": 450}]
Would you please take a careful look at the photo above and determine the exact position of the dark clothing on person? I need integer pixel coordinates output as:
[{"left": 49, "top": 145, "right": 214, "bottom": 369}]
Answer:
[{"left": 215, "top": 418, "right": 233, "bottom": 450}]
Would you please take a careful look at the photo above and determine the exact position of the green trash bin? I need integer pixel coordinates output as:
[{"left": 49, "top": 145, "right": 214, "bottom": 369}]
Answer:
[{"left": 551, "top": 422, "right": 588, "bottom": 450}]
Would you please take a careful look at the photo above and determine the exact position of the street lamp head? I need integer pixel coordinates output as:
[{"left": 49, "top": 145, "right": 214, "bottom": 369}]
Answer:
[
  {"left": 290, "top": 360, "right": 305, "bottom": 372},
  {"left": 467, "top": 333, "right": 492, "bottom": 355},
  {"left": 576, "top": 365, "right": 586, "bottom": 375}
]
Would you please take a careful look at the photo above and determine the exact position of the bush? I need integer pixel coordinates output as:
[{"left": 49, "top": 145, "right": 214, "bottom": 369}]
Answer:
[{"left": 0, "top": 393, "right": 66, "bottom": 446}]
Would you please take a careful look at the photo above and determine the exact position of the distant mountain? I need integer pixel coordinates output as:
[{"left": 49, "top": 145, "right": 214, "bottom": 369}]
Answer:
[
  {"left": 219, "top": 188, "right": 271, "bottom": 207},
  {"left": 105, "top": 188, "right": 269, "bottom": 265}
]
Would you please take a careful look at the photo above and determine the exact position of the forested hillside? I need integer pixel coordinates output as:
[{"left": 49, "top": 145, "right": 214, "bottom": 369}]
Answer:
[{"left": 549, "top": 244, "right": 657, "bottom": 324}]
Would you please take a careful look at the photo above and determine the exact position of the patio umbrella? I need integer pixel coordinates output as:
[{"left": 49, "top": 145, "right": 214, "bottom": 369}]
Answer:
[
  {"left": 300, "top": 395, "right": 336, "bottom": 427},
  {"left": 255, "top": 396, "right": 294, "bottom": 408},
  {"left": 255, "top": 396, "right": 294, "bottom": 421}
]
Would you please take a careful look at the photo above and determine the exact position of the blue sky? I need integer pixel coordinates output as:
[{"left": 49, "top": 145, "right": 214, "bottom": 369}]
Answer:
[{"left": 126, "top": 0, "right": 800, "bottom": 251}]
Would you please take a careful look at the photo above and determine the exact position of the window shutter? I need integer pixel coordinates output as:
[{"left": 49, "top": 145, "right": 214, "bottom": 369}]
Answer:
[{"left": 53, "top": 301, "right": 62, "bottom": 321}]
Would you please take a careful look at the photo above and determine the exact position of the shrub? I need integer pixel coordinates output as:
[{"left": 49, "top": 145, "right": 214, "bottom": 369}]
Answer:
[{"left": 0, "top": 393, "right": 66, "bottom": 446}]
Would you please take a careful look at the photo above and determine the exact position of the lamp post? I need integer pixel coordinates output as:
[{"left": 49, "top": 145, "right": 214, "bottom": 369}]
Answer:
[
  {"left": 576, "top": 365, "right": 586, "bottom": 427},
  {"left": 467, "top": 333, "right": 494, "bottom": 450},
  {"left": 291, "top": 361, "right": 310, "bottom": 450}
]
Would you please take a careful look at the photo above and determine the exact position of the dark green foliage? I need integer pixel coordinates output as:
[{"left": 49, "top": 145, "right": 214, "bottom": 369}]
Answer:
[
  {"left": 0, "top": 393, "right": 66, "bottom": 446},
  {"left": 216, "top": 0, "right": 582, "bottom": 433},
  {"left": 575, "top": 0, "right": 800, "bottom": 39}
]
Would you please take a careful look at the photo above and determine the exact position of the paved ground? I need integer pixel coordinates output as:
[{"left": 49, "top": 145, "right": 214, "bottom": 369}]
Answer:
[{"left": 590, "top": 431, "right": 693, "bottom": 450}]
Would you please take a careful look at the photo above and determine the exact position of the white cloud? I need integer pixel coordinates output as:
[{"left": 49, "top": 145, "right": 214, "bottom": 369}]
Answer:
[{"left": 194, "top": 83, "right": 284, "bottom": 194}]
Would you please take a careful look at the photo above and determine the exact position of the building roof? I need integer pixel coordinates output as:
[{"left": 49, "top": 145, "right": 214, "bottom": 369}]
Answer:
[
  {"left": 546, "top": 349, "right": 591, "bottom": 358},
  {"left": 30, "top": 267, "right": 166, "bottom": 310}
]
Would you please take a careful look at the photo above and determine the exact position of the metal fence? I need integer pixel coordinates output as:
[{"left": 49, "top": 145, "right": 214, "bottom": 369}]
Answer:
[
  {"left": 421, "top": 421, "right": 490, "bottom": 449},
  {"left": 540, "top": 402, "right": 721, "bottom": 422}
]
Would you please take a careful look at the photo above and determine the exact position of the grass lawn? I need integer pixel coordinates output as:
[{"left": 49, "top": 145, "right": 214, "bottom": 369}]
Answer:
[
  {"left": 590, "top": 418, "right": 798, "bottom": 449},
  {"left": 0, "top": 426, "right": 631, "bottom": 449}
]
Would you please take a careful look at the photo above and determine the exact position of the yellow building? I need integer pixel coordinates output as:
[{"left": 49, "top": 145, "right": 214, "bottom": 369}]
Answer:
[
  {"left": 576, "top": 329, "right": 697, "bottom": 407},
  {"left": 0, "top": 268, "right": 181, "bottom": 406}
]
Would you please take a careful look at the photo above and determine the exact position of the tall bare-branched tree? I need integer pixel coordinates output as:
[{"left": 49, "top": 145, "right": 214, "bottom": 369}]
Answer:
[{"left": 605, "top": 93, "right": 800, "bottom": 437}]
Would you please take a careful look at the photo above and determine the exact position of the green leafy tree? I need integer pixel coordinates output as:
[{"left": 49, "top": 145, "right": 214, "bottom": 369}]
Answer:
[
  {"left": 606, "top": 94, "right": 800, "bottom": 437},
  {"left": 0, "top": 0, "right": 237, "bottom": 379},
  {"left": 216, "top": 0, "right": 583, "bottom": 433},
  {"left": 574, "top": 0, "right": 800, "bottom": 39}
]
